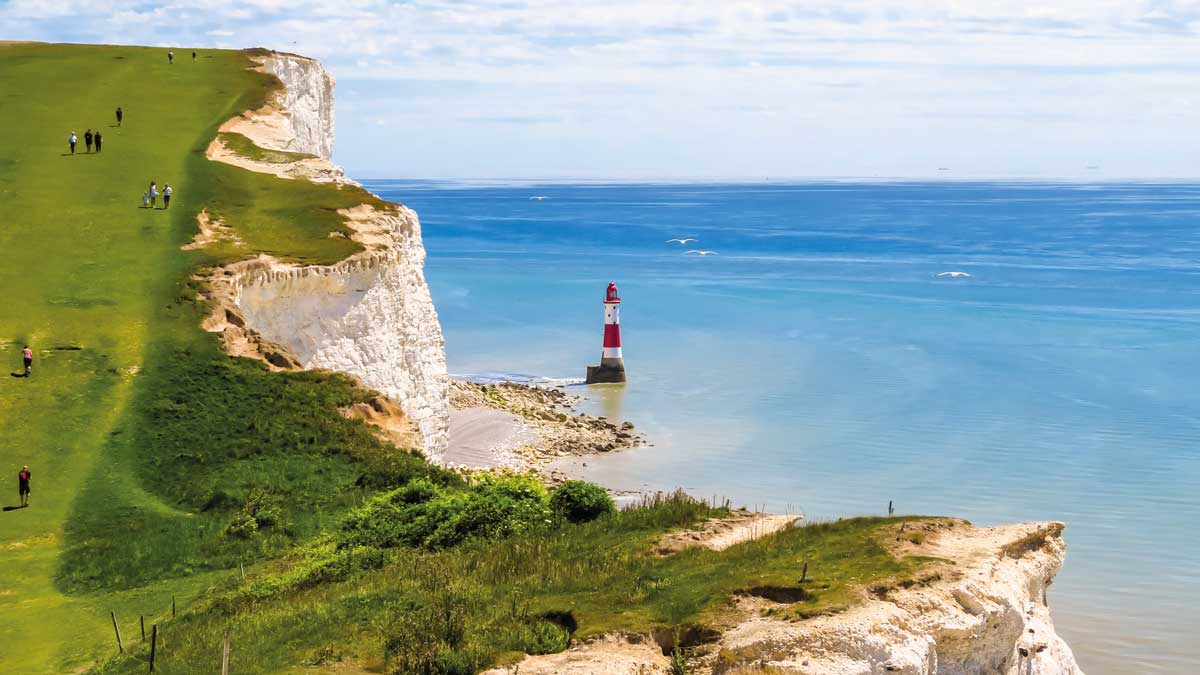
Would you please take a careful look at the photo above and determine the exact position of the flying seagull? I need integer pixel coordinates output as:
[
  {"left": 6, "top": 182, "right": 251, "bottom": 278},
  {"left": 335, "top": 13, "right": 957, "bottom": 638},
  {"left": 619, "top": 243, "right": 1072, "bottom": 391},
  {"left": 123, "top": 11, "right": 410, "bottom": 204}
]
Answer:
[
  {"left": 686, "top": 250, "right": 719, "bottom": 256},
  {"left": 936, "top": 271, "right": 972, "bottom": 278},
  {"left": 530, "top": 196, "right": 548, "bottom": 201},
  {"left": 666, "top": 238, "right": 697, "bottom": 244}
]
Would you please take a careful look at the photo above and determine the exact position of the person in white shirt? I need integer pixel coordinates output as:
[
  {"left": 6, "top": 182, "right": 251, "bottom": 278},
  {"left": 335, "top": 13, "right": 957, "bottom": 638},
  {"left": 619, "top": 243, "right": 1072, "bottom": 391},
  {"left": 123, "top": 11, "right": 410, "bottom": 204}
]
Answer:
[
  {"left": 68, "top": 132, "right": 77, "bottom": 154},
  {"left": 150, "top": 182, "right": 158, "bottom": 208},
  {"left": 163, "top": 185, "right": 173, "bottom": 209}
]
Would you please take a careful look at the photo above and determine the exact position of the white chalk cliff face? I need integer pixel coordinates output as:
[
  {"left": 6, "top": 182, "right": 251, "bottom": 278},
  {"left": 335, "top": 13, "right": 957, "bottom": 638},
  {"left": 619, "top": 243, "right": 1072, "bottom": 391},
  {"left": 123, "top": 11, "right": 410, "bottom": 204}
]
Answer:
[
  {"left": 260, "top": 53, "right": 336, "bottom": 161},
  {"left": 204, "top": 53, "right": 449, "bottom": 458}
]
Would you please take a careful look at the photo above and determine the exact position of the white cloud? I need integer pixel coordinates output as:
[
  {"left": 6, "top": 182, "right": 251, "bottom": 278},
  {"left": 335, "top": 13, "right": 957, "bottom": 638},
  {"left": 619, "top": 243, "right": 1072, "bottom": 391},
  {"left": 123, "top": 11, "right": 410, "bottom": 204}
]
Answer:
[{"left": 4, "top": 1, "right": 1200, "bottom": 177}]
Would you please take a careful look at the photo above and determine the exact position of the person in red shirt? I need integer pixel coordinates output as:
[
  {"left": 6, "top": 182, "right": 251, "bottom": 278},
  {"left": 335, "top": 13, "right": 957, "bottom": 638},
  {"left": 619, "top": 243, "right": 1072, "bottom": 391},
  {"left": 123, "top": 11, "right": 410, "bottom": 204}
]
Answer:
[
  {"left": 22, "top": 346, "right": 32, "bottom": 377},
  {"left": 18, "top": 466, "right": 30, "bottom": 507}
]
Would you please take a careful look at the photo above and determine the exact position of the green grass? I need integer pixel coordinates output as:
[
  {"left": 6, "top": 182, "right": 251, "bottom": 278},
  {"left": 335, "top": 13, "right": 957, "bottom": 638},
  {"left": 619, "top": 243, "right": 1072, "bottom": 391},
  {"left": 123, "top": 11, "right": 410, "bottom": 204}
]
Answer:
[
  {"left": 0, "top": 43, "right": 405, "bottom": 674},
  {"left": 90, "top": 502, "right": 938, "bottom": 675}
]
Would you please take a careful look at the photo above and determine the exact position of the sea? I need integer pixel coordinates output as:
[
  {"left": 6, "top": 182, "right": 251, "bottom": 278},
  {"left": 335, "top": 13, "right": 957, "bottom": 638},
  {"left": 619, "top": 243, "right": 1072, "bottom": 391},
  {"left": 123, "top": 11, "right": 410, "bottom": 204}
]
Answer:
[{"left": 365, "top": 179, "right": 1200, "bottom": 674}]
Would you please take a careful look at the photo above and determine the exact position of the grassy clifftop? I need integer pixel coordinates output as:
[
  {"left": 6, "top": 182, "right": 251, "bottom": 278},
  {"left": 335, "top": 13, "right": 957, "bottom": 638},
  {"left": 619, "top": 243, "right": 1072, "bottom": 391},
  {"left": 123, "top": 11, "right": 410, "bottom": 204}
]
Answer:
[
  {"left": 0, "top": 42, "right": 422, "bottom": 673},
  {"left": 0, "top": 43, "right": 942, "bottom": 675}
]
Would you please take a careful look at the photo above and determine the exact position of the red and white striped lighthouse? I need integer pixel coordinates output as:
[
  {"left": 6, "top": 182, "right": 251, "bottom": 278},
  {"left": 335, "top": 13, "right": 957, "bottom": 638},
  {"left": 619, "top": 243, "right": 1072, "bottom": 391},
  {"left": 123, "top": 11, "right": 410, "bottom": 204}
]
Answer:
[{"left": 586, "top": 281, "right": 627, "bottom": 383}]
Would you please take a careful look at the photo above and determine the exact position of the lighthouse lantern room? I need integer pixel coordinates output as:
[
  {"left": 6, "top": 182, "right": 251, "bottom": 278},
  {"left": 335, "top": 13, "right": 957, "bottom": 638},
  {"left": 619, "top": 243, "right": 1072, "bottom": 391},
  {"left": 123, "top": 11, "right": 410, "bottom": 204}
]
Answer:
[{"left": 586, "top": 281, "right": 627, "bottom": 384}]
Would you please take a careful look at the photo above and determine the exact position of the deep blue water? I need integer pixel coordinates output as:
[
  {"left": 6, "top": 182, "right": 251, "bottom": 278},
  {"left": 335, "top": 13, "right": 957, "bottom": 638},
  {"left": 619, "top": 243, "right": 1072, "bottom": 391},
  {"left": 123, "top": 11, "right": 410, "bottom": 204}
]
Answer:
[{"left": 366, "top": 180, "right": 1200, "bottom": 674}]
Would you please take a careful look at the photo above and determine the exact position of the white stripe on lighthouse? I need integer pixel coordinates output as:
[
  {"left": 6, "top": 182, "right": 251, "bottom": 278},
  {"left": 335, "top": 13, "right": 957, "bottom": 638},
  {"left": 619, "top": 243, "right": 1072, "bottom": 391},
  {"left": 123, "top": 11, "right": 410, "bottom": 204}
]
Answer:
[{"left": 602, "top": 300, "right": 621, "bottom": 361}]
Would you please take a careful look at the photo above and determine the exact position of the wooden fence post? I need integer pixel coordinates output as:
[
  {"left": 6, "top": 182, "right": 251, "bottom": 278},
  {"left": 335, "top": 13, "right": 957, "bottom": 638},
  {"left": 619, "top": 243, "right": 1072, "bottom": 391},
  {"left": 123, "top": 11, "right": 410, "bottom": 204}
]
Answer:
[
  {"left": 149, "top": 624, "right": 158, "bottom": 673},
  {"left": 110, "top": 611, "right": 124, "bottom": 653},
  {"left": 171, "top": 596, "right": 176, "bottom": 618},
  {"left": 140, "top": 615, "right": 146, "bottom": 641},
  {"left": 221, "top": 630, "right": 231, "bottom": 675}
]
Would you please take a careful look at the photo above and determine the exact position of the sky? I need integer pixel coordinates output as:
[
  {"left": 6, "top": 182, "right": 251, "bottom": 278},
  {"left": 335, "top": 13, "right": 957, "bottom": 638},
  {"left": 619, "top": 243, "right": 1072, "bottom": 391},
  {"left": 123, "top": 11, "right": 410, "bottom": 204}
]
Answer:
[{"left": 3, "top": 1, "right": 1200, "bottom": 179}]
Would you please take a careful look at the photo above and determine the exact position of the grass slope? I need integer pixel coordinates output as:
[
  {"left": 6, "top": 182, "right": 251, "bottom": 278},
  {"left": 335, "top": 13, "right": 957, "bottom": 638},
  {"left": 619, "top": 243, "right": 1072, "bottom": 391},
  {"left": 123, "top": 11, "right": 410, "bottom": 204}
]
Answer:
[{"left": 0, "top": 43, "right": 406, "bottom": 674}]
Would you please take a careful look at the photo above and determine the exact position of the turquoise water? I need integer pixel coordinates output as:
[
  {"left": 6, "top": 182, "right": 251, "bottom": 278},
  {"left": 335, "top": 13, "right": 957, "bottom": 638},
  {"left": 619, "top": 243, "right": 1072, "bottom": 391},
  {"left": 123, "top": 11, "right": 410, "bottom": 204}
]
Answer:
[{"left": 367, "top": 180, "right": 1200, "bottom": 674}]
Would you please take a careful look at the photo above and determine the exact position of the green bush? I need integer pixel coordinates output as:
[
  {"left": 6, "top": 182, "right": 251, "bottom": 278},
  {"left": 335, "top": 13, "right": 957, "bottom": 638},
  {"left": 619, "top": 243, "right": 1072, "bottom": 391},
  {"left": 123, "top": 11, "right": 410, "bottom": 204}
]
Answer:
[
  {"left": 550, "top": 480, "right": 615, "bottom": 523},
  {"left": 506, "top": 619, "right": 570, "bottom": 655},
  {"left": 224, "top": 487, "right": 290, "bottom": 538},
  {"left": 338, "top": 472, "right": 553, "bottom": 551}
]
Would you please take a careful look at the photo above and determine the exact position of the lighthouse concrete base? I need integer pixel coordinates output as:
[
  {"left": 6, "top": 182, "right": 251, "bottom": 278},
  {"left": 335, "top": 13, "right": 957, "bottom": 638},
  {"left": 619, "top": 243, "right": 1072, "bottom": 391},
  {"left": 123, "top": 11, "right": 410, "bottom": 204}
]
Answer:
[{"left": 586, "top": 361, "right": 626, "bottom": 384}]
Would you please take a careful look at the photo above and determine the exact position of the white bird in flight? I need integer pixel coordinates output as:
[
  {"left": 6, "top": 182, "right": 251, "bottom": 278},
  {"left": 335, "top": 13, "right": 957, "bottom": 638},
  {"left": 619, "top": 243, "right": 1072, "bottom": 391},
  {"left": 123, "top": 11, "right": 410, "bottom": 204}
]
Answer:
[
  {"left": 936, "top": 271, "right": 972, "bottom": 278},
  {"left": 686, "top": 250, "right": 719, "bottom": 256},
  {"left": 666, "top": 238, "right": 697, "bottom": 244},
  {"left": 530, "top": 196, "right": 548, "bottom": 201}
]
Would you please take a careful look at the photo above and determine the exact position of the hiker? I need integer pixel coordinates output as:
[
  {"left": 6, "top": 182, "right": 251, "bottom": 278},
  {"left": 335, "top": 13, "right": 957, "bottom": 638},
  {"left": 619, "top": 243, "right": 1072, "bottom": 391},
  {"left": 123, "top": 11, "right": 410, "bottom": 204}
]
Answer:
[
  {"left": 115, "top": 107, "right": 123, "bottom": 126},
  {"left": 142, "top": 191, "right": 150, "bottom": 208},
  {"left": 94, "top": 131, "right": 102, "bottom": 152},
  {"left": 168, "top": 50, "right": 174, "bottom": 64},
  {"left": 68, "top": 132, "right": 77, "bottom": 154},
  {"left": 163, "top": 184, "right": 173, "bottom": 209},
  {"left": 150, "top": 182, "right": 158, "bottom": 208},
  {"left": 18, "top": 466, "right": 30, "bottom": 507},
  {"left": 192, "top": 51, "right": 196, "bottom": 61},
  {"left": 84, "top": 129, "right": 93, "bottom": 153},
  {"left": 22, "top": 346, "right": 32, "bottom": 377}
]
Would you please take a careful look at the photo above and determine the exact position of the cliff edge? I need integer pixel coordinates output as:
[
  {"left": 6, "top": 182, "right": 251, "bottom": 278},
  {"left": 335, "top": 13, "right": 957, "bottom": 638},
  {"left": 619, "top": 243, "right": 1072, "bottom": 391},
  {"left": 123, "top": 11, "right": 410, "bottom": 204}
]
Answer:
[
  {"left": 487, "top": 520, "right": 1084, "bottom": 675},
  {"left": 198, "top": 52, "right": 450, "bottom": 458}
]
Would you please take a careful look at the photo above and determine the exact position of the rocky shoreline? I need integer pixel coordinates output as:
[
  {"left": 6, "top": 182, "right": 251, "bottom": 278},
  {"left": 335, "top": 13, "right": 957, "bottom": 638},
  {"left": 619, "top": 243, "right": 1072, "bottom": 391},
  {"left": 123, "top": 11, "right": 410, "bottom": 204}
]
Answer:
[{"left": 447, "top": 380, "right": 644, "bottom": 474}]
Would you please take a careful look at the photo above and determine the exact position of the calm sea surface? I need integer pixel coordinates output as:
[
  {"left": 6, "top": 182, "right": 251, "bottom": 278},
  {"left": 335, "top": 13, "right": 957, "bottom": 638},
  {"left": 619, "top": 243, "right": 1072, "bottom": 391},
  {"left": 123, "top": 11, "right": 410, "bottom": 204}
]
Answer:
[{"left": 366, "top": 180, "right": 1200, "bottom": 674}]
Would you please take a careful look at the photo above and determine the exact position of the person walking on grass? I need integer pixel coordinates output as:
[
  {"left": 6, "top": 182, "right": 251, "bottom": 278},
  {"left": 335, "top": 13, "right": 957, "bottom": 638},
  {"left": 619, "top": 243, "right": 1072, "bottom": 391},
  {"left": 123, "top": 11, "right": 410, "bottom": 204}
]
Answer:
[
  {"left": 22, "top": 346, "right": 32, "bottom": 377},
  {"left": 94, "top": 131, "right": 102, "bottom": 152},
  {"left": 84, "top": 129, "right": 93, "bottom": 153},
  {"left": 68, "top": 132, "right": 77, "bottom": 154},
  {"left": 192, "top": 51, "right": 196, "bottom": 62},
  {"left": 115, "top": 106, "right": 123, "bottom": 126},
  {"left": 18, "top": 466, "right": 30, "bottom": 507},
  {"left": 150, "top": 182, "right": 158, "bottom": 209},
  {"left": 168, "top": 50, "right": 174, "bottom": 64},
  {"left": 163, "top": 184, "right": 173, "bottom": 209},
  {"left": 142, "top": 190, "right": 150, "bottom": 208}
]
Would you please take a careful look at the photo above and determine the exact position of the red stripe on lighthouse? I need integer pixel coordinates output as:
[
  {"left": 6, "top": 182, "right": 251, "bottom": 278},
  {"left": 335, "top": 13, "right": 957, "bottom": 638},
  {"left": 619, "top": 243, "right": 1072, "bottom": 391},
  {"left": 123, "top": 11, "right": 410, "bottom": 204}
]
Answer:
[{"left": 603, "top": 323, "right": 621, "bottom": 348}]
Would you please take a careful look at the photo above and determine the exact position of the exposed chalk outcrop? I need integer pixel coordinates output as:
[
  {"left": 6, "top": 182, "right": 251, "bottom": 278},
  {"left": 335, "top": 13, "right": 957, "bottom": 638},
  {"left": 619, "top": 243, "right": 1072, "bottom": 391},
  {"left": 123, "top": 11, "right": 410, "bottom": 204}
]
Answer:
[
  {"left": 198, "top": 52, "right": 450, "bottom": 458},
  {"left": 708, "top": 520, "right": 1082, "bottom": 675}
]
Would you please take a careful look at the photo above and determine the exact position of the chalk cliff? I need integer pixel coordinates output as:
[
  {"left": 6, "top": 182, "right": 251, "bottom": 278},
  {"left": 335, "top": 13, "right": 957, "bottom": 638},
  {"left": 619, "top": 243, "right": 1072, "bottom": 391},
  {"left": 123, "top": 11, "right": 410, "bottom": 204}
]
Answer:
[
  {"left": 260, "top": 53, "right": 336, "bottom": 161},
  {"left": 200, "top": 52, "right": 450, "bottom": 458},
  {"left": 487, "top": 520, "right": 1084, "bottom": 675}
]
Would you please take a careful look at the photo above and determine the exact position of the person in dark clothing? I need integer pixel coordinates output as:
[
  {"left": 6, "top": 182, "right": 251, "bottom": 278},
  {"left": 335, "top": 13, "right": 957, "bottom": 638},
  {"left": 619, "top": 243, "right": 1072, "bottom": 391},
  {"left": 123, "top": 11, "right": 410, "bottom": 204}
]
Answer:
[
  {"left": 192, "top": 51, "right": 196, "bottom": 61},
  {"left": 163, "top": 184, "right": 173, "bottom": 209},
  {"left": 116, "top": 107, "right": 123, "bottom": 126},
  {"left": 168, "top": 50, "right": 174, "bottom": 64},
  {"left": 84, "top": 129, "right": 93, "bottom": 153},
  {"left": 94, "top": 131, "right": 102, "bottom": 152},
  {"left": 18, "top": 466, "right": 30, "bottom": 507}
]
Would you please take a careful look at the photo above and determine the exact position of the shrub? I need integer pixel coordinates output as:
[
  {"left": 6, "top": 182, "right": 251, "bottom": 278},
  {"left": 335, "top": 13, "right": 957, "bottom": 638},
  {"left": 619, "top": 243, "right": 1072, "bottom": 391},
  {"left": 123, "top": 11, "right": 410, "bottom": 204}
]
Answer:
[
  {"left": 506, "top": 619, "right": 570, "bottom": 655},
  {"left": 338, "top": 472, "right": 553, "bottom": 551},
  {"left": 550, "top": 480, "right": 615, "bottom": 523},
  {"left": 224, "top": 487, "right": 290, "bottom": 537}
]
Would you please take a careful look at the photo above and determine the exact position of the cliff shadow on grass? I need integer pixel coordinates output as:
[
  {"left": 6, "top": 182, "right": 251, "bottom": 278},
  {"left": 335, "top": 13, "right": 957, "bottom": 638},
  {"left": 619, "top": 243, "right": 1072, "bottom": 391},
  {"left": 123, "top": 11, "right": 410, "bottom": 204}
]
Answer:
[{"left": 56, "top": 320, "right": 455, "bottom": 593}]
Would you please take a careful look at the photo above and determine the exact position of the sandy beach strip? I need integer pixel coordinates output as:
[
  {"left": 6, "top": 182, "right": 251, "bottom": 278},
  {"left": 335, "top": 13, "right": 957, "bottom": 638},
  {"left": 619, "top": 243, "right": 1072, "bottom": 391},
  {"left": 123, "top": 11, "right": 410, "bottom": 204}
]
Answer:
[
  {"left": 444, "top": 407, "right": 535, "bottom": 469},
  {"left": 444, "top": 379, "right": 643, "bottom": 474}
]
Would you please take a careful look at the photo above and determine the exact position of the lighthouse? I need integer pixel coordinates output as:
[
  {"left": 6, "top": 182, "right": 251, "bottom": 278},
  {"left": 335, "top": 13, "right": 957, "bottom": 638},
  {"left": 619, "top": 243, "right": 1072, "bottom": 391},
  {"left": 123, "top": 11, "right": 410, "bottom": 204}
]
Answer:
[{"left": 585, "top": 281, "right": 627, "bottom": 384}]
